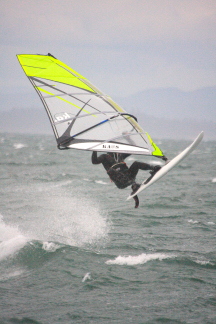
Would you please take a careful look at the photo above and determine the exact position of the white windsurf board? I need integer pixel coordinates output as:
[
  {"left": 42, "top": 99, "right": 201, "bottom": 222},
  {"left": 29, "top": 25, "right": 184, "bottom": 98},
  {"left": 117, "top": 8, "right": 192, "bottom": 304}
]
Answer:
[{"left": 127, "top": 131, "right": 204, "bottom": 200}]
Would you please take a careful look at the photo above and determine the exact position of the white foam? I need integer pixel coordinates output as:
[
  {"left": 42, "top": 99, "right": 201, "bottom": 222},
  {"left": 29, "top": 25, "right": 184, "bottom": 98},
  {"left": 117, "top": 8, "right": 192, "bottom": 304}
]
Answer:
[
  {"left": 95, "top": 180, "right": 108, "bottom": 185},
  {"left": 212, "top": 178, "right": 216, "bottom": 183},
  {"left": 194, "top": 260, "right": 213, "bottom": 266},
  {"left": 207, "top": 221, "right": 215, "bottom": 225},
  {"left": 106, "top": 253, "right": 173, "bottom": 266},
  {"left": 42, "top": 242, "right": 60, "bottom": 252},
  {"left": 13, "top": 143, "right": 28, "bottom": 149},
  {"left": 82, "top": 272, "right": 91, "bottom": 282},
  {"left": 188, "top": 219, "right": 199, "bottom": 224}
]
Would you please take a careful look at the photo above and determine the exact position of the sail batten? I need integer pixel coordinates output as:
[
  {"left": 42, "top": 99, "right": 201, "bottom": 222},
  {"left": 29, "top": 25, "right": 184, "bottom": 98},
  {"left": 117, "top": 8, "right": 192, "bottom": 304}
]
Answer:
[{"left": 17, "top": 53, "right": 164, "bottom": 157}]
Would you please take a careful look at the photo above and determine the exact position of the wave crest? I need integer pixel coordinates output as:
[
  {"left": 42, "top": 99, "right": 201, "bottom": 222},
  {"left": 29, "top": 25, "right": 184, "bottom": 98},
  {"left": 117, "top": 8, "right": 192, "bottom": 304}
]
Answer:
[{"left": 106, "top": 253, "right": 174, "bottom": 266}]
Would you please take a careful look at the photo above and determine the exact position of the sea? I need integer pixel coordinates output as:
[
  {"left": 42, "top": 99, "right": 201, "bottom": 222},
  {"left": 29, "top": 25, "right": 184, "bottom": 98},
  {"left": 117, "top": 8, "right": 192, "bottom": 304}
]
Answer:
[{"left": 0, "top": 133, "right": 215, "bottom": 324}]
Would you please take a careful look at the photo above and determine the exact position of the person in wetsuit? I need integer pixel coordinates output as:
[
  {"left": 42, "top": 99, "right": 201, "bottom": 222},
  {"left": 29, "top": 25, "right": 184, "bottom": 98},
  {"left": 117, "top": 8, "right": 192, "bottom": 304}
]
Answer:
[{"left": 91, "top": 151, "right": 161, "bottom": 208}]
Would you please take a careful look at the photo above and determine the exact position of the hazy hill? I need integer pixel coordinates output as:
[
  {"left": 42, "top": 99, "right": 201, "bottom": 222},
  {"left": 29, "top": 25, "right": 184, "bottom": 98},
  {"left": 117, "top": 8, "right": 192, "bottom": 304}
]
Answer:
[
  {"left": 0, "top": 108, "right": 52, "bottom": 135},
  {"left": 0, "top": 108, "right": 215, "bottom": 140},
  {"left": 0, "top": 87, "right": 215, "bottom": 140},
  {"left": 115, "top": 87, "right": 216, "bottom": 122}
]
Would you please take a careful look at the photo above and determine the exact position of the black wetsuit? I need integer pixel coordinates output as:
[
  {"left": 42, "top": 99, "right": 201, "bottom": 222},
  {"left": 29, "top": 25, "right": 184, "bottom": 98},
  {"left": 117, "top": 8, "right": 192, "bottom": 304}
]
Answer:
[{"left": 91, "top": 152, "right": 154, "bottom": 189}]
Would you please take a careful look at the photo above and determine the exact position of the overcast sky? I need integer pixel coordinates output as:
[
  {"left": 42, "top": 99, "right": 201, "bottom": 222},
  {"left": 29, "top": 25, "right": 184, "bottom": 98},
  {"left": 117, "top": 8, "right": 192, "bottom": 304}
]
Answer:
[{"left": 1, "top": 0, "right": 216, "bottom": 102}]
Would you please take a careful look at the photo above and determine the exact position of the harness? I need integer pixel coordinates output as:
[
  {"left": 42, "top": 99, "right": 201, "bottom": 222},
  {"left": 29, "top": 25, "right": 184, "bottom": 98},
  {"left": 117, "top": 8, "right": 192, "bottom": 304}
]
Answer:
[{"left": 107, "top": 162, "right": 134, "bottom": 189}]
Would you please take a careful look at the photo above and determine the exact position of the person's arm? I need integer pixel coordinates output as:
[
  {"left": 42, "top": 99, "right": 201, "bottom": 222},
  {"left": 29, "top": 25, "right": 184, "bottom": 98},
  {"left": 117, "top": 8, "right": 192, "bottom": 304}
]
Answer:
[{"left": 91, "top": 151, "right": 105, "bottom": 164}]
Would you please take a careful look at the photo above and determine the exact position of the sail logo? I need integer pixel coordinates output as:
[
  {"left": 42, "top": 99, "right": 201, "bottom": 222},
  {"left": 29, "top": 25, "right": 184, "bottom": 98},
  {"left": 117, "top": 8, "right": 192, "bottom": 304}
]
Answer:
[
  {"left": 102, "top": 144, "right": 119, "bottom": 149},
  {"left": 54, "top": 112, "right": 73, "bottom": 123}
]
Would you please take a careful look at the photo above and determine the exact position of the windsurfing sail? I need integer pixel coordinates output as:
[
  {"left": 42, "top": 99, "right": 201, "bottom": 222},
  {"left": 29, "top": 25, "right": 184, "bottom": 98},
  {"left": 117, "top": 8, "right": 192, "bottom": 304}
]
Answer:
[{"left": 17, "top": 53, "right": 164, "bottom": 157}]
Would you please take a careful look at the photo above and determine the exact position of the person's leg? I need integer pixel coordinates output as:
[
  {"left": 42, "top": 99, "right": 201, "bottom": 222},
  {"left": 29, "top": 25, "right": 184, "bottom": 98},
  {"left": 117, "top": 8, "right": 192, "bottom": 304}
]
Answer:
[
  {"left": 129, "top": 161, "right": 153, "bottom": 178},
  {"left": 129, "top": 162, "right": 162, "bottom": 208}
]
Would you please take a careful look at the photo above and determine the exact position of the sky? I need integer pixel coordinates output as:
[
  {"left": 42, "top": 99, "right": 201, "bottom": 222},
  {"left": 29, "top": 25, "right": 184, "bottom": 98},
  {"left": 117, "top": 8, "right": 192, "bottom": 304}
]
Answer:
[{"left": 1, "top": 0, "right": 216, "bottom": 109}]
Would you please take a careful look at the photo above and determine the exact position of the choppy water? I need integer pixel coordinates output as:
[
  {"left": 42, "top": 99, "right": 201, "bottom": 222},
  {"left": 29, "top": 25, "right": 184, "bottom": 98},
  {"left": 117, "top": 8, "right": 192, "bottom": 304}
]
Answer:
[{"left": 0, "top": 133, "right": 215, "bottom": 324}]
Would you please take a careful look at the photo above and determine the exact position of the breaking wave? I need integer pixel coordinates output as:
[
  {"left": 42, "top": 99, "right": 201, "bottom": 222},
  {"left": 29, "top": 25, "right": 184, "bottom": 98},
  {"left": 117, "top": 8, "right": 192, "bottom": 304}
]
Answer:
[{"left": 106, "top": 253, "right": 174, "bottom": 266}]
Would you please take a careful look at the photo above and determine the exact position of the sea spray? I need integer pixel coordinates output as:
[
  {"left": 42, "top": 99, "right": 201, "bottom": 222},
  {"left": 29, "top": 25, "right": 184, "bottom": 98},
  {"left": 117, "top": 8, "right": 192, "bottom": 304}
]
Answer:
[
  {"left": 0, "top": 215, "right": 28, "bottom": 260},
  {"left": 23, "top": 191, "right": 110, "bottom": 247}
]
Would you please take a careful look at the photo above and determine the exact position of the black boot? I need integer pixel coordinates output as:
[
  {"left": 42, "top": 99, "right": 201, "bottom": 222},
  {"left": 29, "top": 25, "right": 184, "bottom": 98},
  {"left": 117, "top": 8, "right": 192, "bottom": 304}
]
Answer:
[
  {"left": 144, "top": 165, "right": 161, "bottom": 184},
  {"left": 149, "top": 165, "right": 161, "bottom": 176},
  {"left": 133, "top": 195, "right": 139, "bottom": 208},
  {"left": 131, "top": 183, "right": 140, "bottom": 208}
]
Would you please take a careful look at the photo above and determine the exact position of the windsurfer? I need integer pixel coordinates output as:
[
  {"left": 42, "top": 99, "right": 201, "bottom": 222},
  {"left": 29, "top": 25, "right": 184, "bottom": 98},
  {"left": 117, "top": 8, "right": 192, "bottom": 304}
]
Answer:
[{"left": 91, "top": 151, "right": 161, "bottom": 208}]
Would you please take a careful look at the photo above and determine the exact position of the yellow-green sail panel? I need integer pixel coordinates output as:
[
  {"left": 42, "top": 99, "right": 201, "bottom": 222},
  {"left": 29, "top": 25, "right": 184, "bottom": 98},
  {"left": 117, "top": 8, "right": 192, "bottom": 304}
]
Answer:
[
  {"left": 17, "top": 54, "right": 95, "bottom": 93},
  {"left": 146, "top": 133, "right": 164, "bottom": 157}
]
